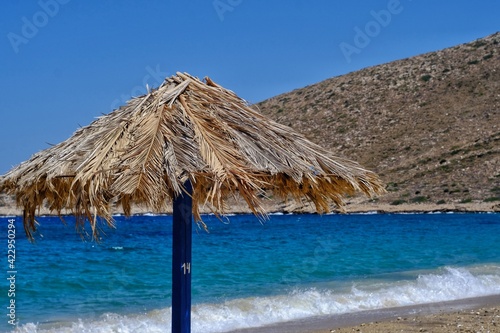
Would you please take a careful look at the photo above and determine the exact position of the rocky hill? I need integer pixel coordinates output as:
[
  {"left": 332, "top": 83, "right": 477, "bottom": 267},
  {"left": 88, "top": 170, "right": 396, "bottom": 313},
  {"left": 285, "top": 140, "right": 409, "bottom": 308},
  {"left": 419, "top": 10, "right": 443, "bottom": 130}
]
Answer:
[
  {"left": 1, "top": 33, "right": 499, "bottom": 216},
  {"left": 258, "top": 32, "right": 500, "bottom": 210}
]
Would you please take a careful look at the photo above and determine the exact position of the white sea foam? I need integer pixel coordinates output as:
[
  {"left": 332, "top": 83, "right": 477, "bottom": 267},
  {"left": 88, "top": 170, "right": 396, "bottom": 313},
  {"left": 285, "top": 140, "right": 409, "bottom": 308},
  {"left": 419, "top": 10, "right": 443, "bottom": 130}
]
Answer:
[
  {"left": 347, "top": 211, "right": 379, "bottom": 215},
  {"left": 12, "top": 265, "right": 500, "bottom": 333},
  {"left": 141, "top": 213, "right": 162, "bottom": 217}
]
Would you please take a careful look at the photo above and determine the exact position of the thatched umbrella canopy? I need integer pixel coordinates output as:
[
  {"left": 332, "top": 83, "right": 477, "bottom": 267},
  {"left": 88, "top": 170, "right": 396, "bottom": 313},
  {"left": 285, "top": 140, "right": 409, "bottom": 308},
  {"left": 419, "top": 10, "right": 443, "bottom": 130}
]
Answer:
[
  {"left": 1, "top": 72, "right": 383, "bottom": 238},
  {"left": 0, "top": 72, "right": 384, "bottom": 332}
]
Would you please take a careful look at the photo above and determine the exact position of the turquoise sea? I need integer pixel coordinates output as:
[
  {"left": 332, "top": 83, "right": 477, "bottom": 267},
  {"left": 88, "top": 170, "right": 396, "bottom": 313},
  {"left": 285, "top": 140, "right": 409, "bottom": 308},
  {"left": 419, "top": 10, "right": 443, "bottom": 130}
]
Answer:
[{"left": 2, "top": 212, "right": 500, "bottom": 332}]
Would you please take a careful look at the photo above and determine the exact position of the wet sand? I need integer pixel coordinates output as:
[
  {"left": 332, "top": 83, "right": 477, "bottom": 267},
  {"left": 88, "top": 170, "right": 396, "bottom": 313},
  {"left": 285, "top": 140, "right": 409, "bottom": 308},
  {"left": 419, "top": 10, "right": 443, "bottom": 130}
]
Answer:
[{"left": 228, "top": 294, "right": 500, "bottom": 333}]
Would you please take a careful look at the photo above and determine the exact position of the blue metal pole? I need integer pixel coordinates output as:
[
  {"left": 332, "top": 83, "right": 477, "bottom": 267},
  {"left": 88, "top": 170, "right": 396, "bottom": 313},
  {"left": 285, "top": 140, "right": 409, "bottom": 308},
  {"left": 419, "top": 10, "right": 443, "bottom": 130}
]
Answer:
[{"left": 172, "top": 180, "right": 193, "bottom": 333}]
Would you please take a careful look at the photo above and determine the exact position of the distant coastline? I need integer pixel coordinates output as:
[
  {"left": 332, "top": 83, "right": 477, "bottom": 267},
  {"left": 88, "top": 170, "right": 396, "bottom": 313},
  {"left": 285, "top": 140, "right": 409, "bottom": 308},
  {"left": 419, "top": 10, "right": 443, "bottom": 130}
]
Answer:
[{"left": 1, "top": 197, "right": 498, "bottom": 218}]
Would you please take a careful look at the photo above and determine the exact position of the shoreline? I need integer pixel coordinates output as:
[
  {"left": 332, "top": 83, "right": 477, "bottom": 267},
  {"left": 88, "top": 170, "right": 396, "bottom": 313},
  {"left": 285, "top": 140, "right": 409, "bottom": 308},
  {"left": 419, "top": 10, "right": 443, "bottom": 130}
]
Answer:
[
  {"left": 0, "top": 200, "right": 499, "bottom": 218},
  {"left": 228, "top": 294, "right": 500, "bottom": 333}
]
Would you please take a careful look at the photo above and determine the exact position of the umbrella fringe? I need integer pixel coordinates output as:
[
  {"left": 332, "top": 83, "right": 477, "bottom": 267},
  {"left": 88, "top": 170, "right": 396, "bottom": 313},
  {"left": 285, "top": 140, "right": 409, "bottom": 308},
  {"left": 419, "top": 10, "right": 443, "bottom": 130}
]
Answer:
[{"left": 0, "top": 72, "right": 385, "bottom": 239}]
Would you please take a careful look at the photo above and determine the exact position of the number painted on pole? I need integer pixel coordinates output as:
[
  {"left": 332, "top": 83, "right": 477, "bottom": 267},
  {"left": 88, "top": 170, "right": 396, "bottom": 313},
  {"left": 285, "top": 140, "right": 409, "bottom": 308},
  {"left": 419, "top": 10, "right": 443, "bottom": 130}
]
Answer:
[{"left": 181, "top": 262, "right": 191, "bottom": 275}]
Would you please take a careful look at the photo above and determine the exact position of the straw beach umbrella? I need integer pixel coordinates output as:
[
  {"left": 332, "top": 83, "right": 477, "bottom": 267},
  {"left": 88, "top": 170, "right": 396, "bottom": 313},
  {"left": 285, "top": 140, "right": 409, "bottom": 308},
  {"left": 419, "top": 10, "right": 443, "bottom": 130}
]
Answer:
[{"left": 0, "top": 72, "right": 384, "bottom": 332}]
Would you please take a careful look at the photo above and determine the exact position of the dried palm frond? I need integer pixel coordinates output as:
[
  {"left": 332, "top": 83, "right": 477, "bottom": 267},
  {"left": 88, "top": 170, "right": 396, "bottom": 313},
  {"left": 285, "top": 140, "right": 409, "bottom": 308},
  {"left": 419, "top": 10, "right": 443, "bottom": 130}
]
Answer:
[{"left": 0, "top": 72, "right": 385, "bottom": 240}]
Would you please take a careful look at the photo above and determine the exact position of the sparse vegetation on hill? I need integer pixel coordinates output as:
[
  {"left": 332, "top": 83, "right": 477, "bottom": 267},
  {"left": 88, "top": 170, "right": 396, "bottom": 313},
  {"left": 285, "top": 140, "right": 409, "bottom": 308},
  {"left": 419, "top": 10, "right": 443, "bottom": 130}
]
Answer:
[
  {"left": 258, "top": 32, "right": 500, "bottom": 209},
  {"left": 1, "top": 33, "right": 499, "bottom": 215}
]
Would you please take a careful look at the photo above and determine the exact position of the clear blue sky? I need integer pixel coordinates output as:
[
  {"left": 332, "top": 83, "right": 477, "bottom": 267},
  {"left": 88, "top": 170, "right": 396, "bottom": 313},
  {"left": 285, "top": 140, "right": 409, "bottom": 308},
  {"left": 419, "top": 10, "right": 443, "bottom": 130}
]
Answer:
[{"left": 1, "top": 0, "right": 499, "bottom": 174}]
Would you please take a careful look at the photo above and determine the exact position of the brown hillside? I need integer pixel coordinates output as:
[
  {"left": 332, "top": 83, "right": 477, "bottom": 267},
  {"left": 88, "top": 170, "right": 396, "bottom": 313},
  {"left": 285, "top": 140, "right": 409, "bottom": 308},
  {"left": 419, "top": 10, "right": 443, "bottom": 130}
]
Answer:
[
  {"left": 258, "top": 32, "right": 500, "bottom": 209},
  {"left": 1, "top": 33, "right": 499, "bottom": 216}
]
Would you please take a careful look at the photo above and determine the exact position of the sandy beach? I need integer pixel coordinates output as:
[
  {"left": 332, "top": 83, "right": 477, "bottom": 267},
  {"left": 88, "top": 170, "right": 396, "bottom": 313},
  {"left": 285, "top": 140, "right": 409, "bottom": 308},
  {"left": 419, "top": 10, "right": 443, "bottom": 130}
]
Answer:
[
  {"left": 313, "top": 296, "right": 500, "bottom": 333},
  {"left": 228, "top": 295, "right": 500, "bottom": 333},
  {"left": 1, "top": 194, "right": 499, "bottom": 217}
]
